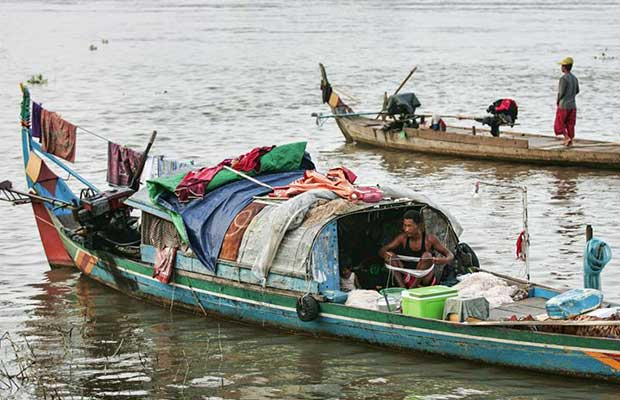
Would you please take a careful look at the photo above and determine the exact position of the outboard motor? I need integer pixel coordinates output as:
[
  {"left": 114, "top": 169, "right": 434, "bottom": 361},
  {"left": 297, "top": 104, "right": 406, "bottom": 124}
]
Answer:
[
  {"left": 75, "top": 188, "right": 140, "bottom": 249},
  {"left": 385, "top": 93, "right": 422, "bottom": 129},
  {"left": 478, "top": 98, "right": 518, "bottom": 137}
]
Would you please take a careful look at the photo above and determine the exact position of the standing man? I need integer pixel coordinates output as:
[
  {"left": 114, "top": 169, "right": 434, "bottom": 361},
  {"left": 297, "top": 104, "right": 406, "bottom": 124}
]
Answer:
[{"left": 554, "top": 57, "right": 580, "bottom": 147}]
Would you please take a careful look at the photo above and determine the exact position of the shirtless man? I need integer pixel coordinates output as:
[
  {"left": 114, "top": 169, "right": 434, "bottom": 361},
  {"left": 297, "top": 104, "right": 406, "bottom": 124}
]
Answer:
[{"left": 378, "top": 210, "right": 454, "bottom": 288}]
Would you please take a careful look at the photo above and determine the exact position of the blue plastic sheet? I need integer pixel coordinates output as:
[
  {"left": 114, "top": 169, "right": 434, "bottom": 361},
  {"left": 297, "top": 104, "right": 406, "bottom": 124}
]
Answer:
[{"left": 158, "top": 171, "right": 304, "bottom": 272}]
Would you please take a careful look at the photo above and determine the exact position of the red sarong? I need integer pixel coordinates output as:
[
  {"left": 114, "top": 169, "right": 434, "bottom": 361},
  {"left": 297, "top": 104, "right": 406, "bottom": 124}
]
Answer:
[
  {"left": 41, "top": 108, "right": 77, "bottom": 162},
  {"left": 554, "top": 107, "right": 576, "bottom": 140}
]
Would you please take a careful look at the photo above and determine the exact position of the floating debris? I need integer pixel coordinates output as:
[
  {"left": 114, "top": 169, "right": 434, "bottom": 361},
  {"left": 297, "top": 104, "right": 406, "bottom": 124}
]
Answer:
[
  {"left": 101, "top": 38, "right": 109, "bottom": 44},
  {"left": 27, "top": 74, "right": 47, "bottom": 85},
  {"left": 89, "top": 44, "right": 98, "bottom": 51},
  {"left": 594, "top": 48, "right": 615, "bottom": 60}
]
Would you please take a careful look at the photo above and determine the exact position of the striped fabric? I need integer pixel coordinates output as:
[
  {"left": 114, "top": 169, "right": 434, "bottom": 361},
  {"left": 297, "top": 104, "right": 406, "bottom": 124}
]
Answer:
[{"left": 74, "top": 249, "right": 98, "bottom": 274}]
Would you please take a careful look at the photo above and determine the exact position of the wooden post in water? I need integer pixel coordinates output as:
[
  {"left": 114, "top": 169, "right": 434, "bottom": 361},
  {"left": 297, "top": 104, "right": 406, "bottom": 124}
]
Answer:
[{"left": 586, "top": 225, "right": 593, "bottom": 242}]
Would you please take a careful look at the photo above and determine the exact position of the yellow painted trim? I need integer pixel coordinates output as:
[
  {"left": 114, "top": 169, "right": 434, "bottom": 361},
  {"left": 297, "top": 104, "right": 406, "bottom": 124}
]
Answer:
[
  {"left": 586, "top": 351, "right": 620, "bottom": 370},
  {"left": 26, "top": 152, "right": 42, "bottom": 182},
  {"left": 328, "top": 92, "right": 340, "bottom": 108}
]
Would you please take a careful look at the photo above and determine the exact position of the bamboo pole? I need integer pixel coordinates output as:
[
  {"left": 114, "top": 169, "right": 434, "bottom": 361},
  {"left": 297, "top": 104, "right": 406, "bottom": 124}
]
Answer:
[
  {"left": 222, "top": 165, "right": 274, "bottom": 190},
  {"left": 392, "top": 66, "right": 418, "bottom": 96}
]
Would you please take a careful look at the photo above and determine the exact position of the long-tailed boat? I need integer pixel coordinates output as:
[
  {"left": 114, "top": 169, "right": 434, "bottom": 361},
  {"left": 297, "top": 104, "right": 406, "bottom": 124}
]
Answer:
[
  {"left": 318, "top": 64, "right": 620, "bottom": 170},
  {"left": 4, "top": 86, "right": 620, "bottom": 383}
]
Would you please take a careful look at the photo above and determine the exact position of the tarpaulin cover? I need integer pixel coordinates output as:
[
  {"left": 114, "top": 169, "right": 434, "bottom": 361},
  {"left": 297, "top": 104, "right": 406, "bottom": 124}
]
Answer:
[
  {"left": 146, "top": 142, "right": 311, "bottom": 204},
  {"left": 158, "top": 171, "right": 304, "bottom": 272},
  {"left": 145, "top": 142, "right": 313, "bottom": 244}
]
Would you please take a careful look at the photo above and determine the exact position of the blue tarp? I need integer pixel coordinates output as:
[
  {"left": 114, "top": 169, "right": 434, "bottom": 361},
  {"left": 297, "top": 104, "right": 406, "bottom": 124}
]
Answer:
[{"left": 158, "top": 171, "right": 304, "bottom": 272}]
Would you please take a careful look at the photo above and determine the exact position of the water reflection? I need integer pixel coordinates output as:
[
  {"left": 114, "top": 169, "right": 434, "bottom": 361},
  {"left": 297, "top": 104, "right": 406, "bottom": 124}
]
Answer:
[{"left": 550, "top": 169, "right": 578, "bottom": 202}]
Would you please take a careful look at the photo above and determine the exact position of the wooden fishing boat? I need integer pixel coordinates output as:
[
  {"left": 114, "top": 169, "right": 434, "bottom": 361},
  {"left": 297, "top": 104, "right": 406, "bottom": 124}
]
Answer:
[
  {"left": 318, "top": 64, "right": 620, "bottom": 170},
  {"left": 5, "top": 86, "right": 620, "bottom": 383}
]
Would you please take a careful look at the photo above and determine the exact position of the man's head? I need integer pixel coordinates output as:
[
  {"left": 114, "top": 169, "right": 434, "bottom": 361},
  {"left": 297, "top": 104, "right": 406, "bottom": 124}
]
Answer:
[
  {"left": 402, "top": 210, "right": 423, "bottom": 237},
  {"left": 559, "top": 56, "right": 574, "bottom": 73}
]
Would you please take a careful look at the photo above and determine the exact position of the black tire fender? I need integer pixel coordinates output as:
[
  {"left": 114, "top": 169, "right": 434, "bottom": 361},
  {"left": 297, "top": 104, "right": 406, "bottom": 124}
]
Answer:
[{"left": 296, "top": 294, "right": 320, "bottom": 322}]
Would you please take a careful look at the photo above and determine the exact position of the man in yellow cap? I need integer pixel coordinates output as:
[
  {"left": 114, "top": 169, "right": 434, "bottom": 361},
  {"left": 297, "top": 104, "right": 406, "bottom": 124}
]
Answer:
[{"left": 554, "top": 56, "right": 580, "bottom": 146}]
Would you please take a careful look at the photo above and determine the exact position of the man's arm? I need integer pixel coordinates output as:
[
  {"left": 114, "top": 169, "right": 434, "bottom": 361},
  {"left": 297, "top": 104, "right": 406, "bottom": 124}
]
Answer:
[
  {"left": 557, "top": 76, "right": 567, "bottom": 106},
  {"left": 379, "top": 235, "right": 403, "bottom": 261},
  {"left": 428, "top": 235, "right": 454, "bottom": 265},
  {"left": 576, "top": 77, "right": 580, "bottom": 95}
]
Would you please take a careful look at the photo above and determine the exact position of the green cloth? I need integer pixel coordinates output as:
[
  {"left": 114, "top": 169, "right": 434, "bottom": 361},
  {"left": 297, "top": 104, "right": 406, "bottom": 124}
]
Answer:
[
  {"left": 170, "top": 211, "right": 189, "bottom": 244},
  {"left": 144, "top": 141, "right": 308, "bottom": 242}
]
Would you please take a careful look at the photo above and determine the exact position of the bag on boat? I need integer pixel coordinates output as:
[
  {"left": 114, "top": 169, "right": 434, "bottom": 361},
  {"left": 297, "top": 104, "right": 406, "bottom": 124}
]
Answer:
[
  {"left": 451, "top": 242, "right": 480, "bottom": 275},
  {"left": 386, "top": 93, "right": 421, "bottom": 118},
  {"left": 486, "top": 98, "right": 518, "bottom": 126}
]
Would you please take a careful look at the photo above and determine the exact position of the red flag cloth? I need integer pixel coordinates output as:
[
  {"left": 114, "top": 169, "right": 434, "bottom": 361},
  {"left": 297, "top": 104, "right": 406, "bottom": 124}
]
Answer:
[
  {"left": 515, "top": 230, "right": 527, "bottom": 261},
  {"left": 175, "top": 146, "right": 274, "bottom": 202},
  {"left": 153, "top": 246, "right": 177, "bottom": 284},
  {"left": 41, "top": 108, "right": 77, "bottom": 162}
]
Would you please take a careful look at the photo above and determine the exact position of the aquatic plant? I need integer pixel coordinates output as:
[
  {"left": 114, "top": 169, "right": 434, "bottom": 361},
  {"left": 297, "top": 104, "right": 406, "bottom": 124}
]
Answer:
[{"left": 26, "top": 74, "right": 47, "bottom": 85}]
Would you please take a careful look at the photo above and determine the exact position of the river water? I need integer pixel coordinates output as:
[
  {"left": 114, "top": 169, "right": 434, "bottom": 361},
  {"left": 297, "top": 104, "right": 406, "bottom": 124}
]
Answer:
[{"left": 1, "top": 1, "right": 620, "bottom": 398}]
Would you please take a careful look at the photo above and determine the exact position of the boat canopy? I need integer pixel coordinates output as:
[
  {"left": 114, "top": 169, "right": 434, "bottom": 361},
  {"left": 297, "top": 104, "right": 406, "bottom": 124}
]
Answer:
[{"left": 128, "top": 183, "right": 462, "bottom": 287}]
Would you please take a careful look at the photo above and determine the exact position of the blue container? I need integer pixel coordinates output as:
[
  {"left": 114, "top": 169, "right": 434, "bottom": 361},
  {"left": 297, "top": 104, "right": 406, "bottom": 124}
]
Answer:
[
  {"left": 545, "top": 288, "right": 603, "bottom": 319},
  {"left": 322, "top": 290, "right": 348, "bottom": 304}
]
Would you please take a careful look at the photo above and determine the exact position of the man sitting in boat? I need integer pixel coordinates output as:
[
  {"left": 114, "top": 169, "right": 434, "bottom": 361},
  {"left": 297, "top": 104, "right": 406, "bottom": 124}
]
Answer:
[{"left": 378, "top": 210, "right": 454, "bottom": 288}]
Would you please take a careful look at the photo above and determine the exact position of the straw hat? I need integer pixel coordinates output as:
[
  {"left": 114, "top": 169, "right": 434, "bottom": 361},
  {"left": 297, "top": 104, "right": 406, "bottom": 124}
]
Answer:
[{"left": 559, "top": 56, "right": 574, "bottom": 65}]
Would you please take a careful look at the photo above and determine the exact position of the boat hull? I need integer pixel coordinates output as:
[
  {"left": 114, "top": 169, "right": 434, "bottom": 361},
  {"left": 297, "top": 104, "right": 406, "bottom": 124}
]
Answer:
[
  {"left": 31, "top": 201, "right": 75, "bottom": 268},
  {"left": 336, "top": 116, "right": 620, "bottom": 170},
  {"left": 53, "top": 216, "right": 620, "bottom": 383}
]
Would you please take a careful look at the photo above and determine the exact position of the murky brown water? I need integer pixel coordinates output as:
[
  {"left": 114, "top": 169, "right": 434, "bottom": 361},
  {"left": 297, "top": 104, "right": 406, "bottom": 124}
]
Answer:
[{"left": 1, "top": 1, "right": 620, "bottom": 398}]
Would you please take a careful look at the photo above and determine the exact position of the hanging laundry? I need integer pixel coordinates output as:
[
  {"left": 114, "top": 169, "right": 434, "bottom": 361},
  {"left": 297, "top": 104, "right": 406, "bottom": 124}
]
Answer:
[
  {"left": 107, "top": 142, "right": 144, "bottom": 187},
  {"left": 157, "top": 156, "right": 194, "bottom": 177},
  {"left": 153, "top": 246, "right": 177, "bottom": 284},
  {"left": 139, "top": 156, "right": 194, "bottom": 183},
  {"left": 31, "top": 101, "right": 43, "bottom": 140},
  {"left": 270, "top": 167, "right": 357, "bottom": 199},
  {"left": 139, "top": 155, "right": 157, "bottom": 183},
  {"left": 175, "top": 145, "right": 274, "bottom": 202},
  {"left": 41, "top": 108, "right": 77, "bottom": 162}
]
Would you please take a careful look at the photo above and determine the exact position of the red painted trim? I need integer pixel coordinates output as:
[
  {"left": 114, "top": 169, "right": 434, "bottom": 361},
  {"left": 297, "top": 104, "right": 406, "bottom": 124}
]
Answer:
[{"left": 31, "top": 201, "right": 74, "bottom": 268}]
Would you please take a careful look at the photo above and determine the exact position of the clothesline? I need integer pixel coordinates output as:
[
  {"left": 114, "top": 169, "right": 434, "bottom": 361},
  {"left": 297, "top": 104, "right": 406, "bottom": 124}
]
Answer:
[
  {"left": 32, "top": 98, "right": 127, "bottom": 144},
  {"left": 76, "top": 125, "right": 110, "bottom": 143}
]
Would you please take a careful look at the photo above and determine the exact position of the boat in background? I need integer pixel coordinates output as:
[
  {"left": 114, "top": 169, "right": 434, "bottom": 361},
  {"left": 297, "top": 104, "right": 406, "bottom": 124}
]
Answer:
[
  {"left": 3, "top": 85, "right": 620, "bottom": 383},
  {"left": 318, "top": 63, "right": 620, "bottom": 170}
]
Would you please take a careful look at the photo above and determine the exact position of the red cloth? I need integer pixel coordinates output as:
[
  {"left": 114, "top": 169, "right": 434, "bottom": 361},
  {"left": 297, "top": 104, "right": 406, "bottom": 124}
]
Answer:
[
  {"left": 41, "top": 108, "right": 77, "bottom": 162},
  {"left": 338, "top": 166, "right": 357, "bottom": 184},
  {"left": 107, "top": 142, "right": 144, "bottom": 187},
  {"left": 495, "top": 99, "right": 517, "bottom": 113},
  {"left": 554, "top": 107, "right": 577, "bottom": 140},
  {"left": 175, "top": 146, "right": 274, "bottom": 202},
  {"left": 153, "top": 246, "right": 177, "bottom": 284},
  {"left": 515, "top": 230, "right": 527, "bottom": 261},
  {"left": 270, "top": 167, "right": 356, "bottom": 199}
]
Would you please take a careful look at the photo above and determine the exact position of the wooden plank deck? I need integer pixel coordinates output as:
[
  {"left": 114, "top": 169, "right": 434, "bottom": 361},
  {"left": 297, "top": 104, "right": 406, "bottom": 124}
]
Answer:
[{"left": 489, "top": 297, "right": 548, "bottom": 320}]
